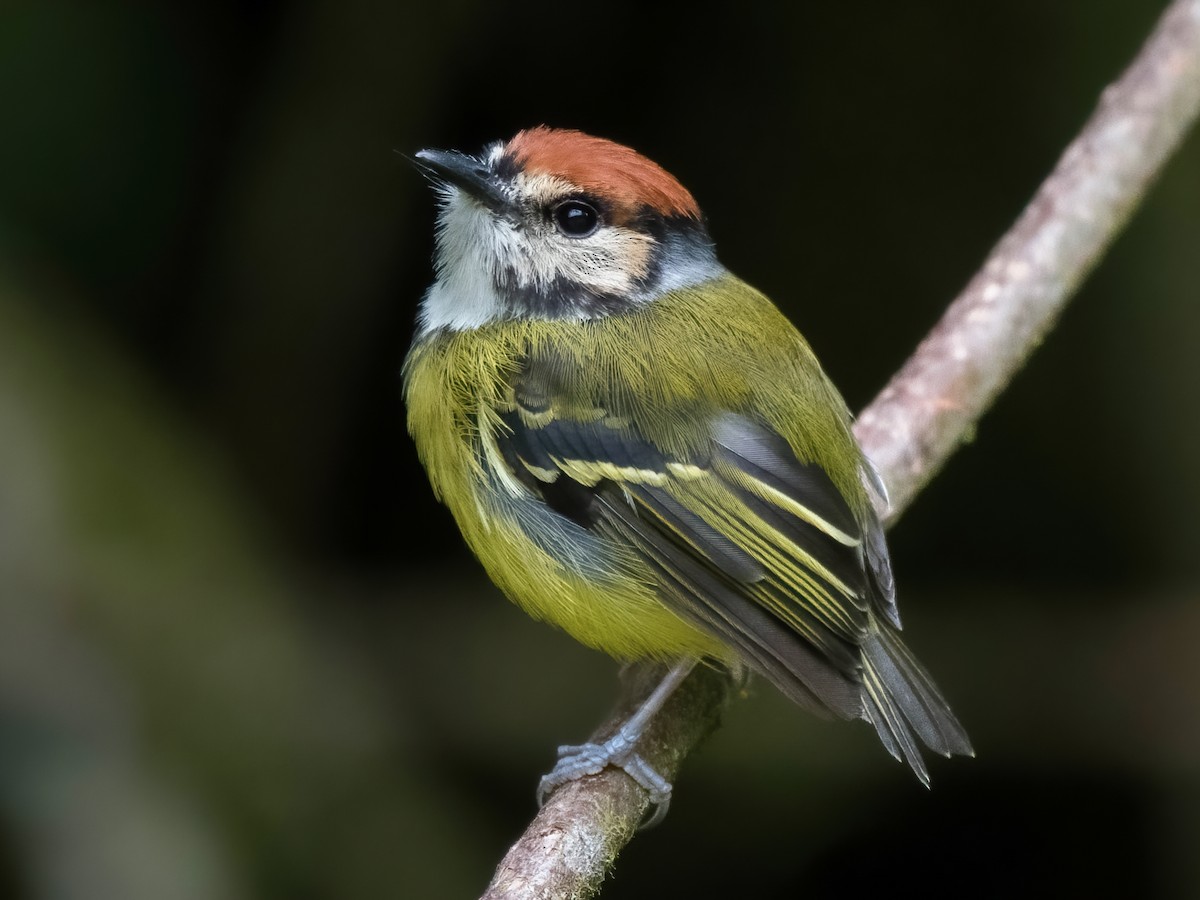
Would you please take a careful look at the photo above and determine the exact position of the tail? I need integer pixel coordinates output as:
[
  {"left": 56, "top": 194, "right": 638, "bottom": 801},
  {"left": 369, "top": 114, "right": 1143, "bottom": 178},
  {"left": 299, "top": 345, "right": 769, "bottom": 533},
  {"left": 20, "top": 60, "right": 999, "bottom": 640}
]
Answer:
[{"left": 860, "top": 627, "right": 974, "bottom": 785}]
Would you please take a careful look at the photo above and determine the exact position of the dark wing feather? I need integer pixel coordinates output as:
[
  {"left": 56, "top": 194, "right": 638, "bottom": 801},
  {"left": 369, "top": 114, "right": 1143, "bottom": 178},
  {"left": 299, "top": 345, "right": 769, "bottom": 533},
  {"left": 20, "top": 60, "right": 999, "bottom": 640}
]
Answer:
[
  {"left": 494, "top": 362, "right": 972, "bottom": 773},
  {"left": 633, "top": 485, "right": 765, "bottom": 582},
  {"left": 710, "top": 413, "right": 861, "bottom": 541},
  {"left": 592, "top": 500, "right": 859, "bottom": 716},
  {"left": 495, "top": 388, "right": 870, "bottom": 719}
]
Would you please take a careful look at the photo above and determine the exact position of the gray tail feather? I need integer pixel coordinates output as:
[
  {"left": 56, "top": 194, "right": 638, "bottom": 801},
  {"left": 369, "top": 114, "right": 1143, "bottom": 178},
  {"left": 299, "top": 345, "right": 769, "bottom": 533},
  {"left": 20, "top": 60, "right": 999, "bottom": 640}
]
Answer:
[{"left": 861, "top": 628, "right": 974, "bottom": 785}]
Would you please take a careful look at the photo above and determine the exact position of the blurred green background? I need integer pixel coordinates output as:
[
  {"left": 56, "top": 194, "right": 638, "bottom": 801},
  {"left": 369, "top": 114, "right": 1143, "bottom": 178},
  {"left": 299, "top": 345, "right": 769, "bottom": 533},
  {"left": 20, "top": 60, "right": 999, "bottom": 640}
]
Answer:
[{"left": 1, "top": 1, "right": 1198, "bottom": 897}]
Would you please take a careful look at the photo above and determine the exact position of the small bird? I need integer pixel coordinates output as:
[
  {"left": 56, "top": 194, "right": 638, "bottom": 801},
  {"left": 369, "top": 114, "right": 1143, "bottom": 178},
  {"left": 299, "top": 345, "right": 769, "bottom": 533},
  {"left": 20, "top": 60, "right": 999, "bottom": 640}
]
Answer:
[{"left": 404, "top": 127, "right": 971, "bottom": 820}]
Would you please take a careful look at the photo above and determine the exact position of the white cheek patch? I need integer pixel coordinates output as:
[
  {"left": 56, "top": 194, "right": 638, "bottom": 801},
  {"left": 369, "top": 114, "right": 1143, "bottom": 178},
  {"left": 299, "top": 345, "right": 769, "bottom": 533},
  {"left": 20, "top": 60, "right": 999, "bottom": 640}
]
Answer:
[{"left": 515, "top": 228, "right": 653, "bottom": 298}]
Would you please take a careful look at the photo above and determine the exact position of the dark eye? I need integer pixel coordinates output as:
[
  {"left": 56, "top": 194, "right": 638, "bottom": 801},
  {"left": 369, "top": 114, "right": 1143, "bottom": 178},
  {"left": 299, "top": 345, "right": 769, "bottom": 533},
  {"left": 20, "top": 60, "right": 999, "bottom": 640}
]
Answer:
[{"left": 552, "top": 200, "right": 600, "bottom": 238}]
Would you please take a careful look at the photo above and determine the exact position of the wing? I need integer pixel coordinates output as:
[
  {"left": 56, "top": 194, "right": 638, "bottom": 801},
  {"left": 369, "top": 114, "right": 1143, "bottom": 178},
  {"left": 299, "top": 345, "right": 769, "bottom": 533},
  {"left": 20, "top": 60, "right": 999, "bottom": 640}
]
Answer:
[
  {"left": 493, "top": 355, "right": 880, "bottom": 721},
  {"left": 487, "top": 331, "right": 974, "bottom": 782}
]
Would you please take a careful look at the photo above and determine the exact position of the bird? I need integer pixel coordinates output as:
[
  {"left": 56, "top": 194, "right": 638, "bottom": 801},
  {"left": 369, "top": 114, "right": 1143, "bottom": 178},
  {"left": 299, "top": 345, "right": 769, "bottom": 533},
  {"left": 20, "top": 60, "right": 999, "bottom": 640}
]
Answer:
[{"left": 403, "top": 127, "right": 972, "bottom": 821}]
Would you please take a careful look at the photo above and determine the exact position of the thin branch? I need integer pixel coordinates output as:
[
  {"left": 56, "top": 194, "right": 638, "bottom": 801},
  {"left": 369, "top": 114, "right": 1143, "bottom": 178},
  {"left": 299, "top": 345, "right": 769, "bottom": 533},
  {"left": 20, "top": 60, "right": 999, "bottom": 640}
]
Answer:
[{"left": 482, "top": 2, "right": 1200, "bottom": 897}]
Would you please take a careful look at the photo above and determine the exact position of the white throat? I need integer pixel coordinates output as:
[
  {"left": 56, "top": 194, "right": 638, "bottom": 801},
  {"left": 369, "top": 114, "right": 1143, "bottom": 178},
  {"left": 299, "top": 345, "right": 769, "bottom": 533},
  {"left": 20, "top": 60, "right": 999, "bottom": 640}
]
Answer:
[{"left": 417, "top": 191, "right": 511, "bottom": 333}]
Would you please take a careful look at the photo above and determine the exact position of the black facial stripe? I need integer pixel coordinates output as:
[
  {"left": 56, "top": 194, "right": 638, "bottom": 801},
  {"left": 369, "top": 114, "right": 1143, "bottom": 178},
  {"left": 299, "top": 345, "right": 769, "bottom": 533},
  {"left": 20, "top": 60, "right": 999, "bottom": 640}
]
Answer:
[
  {"left": 640, "top": 211, "right": 712, "bottom": 249},
  {"left": 496, "top": 270, "right": 639, "bottom": 318},
  {"left": 493, "top": 150, "right": 523, "bottom": 182},
  {"left": 639, "top": 212, "right": 715, "bottom": 289}
]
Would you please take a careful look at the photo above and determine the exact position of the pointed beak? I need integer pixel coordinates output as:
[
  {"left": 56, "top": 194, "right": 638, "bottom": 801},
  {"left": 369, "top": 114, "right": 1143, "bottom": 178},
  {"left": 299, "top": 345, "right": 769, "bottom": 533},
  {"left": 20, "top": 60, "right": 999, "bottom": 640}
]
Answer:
[{"left": 414, "top": 148, "right": 508, "bottom": 211}]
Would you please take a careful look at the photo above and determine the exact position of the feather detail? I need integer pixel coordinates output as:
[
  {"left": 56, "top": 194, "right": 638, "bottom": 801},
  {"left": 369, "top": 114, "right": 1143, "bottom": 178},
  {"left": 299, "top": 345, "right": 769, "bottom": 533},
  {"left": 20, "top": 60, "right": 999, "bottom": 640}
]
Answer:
[{"left": 861, "top": 628, "right": 975, "bottom": 785}]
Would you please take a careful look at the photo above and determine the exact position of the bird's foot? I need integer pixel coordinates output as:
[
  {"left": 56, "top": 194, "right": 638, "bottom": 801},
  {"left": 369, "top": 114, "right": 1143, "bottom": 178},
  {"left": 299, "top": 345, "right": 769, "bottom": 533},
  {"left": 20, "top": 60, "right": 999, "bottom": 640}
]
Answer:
[{"left": 536, "top": 724, "right": 673, "bottom": 827}]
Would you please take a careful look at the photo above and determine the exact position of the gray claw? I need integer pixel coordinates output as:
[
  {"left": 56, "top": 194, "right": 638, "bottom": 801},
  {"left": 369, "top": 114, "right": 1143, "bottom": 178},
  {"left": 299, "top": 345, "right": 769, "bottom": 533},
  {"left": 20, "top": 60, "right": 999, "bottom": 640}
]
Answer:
[{"left": 537, "top": 737, "right": 673, "bottom": 828}]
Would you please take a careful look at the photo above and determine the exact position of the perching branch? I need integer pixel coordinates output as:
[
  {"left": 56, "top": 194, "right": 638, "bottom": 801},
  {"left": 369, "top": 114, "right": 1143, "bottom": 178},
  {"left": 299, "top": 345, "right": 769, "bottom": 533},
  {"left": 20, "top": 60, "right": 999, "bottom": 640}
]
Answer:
[{"left": 481, "top": 2, "right": 1200, "bottom": 897}]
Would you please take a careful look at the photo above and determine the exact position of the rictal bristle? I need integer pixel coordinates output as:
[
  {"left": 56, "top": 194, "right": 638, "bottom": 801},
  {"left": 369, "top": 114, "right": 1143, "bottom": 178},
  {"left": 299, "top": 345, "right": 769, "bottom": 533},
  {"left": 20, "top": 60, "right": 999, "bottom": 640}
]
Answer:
[{"left": 503, "top": 127, "right": 701, "bottom": 222}]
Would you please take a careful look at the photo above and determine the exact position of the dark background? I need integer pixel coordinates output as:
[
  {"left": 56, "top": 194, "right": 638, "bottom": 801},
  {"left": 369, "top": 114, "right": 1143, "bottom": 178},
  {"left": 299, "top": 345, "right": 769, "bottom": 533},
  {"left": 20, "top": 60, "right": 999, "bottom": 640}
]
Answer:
[{"left": 1, "top": 1, "right": 1198, "bottom": 897}]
